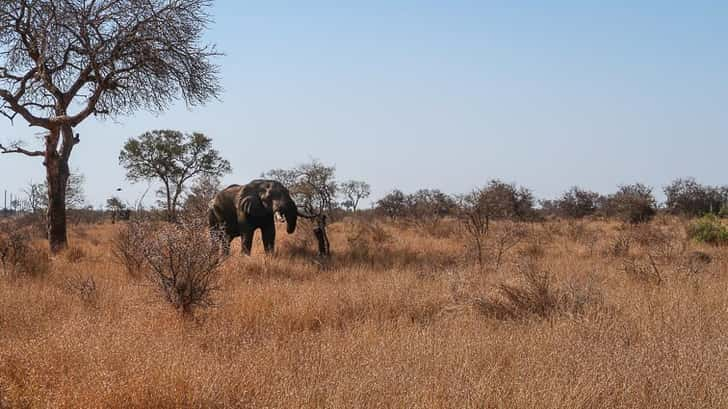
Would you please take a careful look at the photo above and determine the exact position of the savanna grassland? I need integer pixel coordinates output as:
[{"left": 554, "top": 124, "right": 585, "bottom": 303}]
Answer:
[{"left": 2, "top": 215, "right": 728, "bottom": 408}]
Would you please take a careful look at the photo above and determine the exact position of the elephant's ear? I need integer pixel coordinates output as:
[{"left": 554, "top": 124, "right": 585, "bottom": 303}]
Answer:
[{"left": 240, "top": 195, "right": 267, "bottom": 217}]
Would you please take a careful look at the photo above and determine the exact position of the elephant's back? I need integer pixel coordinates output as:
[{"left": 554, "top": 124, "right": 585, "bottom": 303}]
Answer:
[{"left": 210, "top": 185, "right": 243, "bottom": 229}]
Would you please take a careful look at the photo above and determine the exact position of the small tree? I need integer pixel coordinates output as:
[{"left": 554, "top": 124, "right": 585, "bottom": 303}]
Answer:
[
  {"left": 606, "top": 183, "right": 657, "bottom": 224},
  {"left": 552, "top": 186, "right": 602, "bottom": 219},
  {"left": 376, "top": 189, "right": 408, "bottom": 219},
  {"left": 407, "top": 189, "right": 457, "bottom": 226},
  {"left": 340, "top": 180, "right": 371, "bottom": 212},
  {"left": 119, "top": 130, "right": 231, "bottom": 222},
  {"left": 0, "top": 0, "right": 220, "bottom": 252},
  {"left": 459, "top": 189, "right": 490, "bottom": 271},
  {"left": 263, "top": 160, "right": 337, "bottom": 257},
  {"left": 106, "top": 196, "right": 126, "bottom": 223},
  {"left": 264, "top": 159, "right": 338, "bottom": 216},
  {"left": 664, "top": 178, "right": 725, "bottom": 217},
  {"left": 474, "top": 179, "right": 535, "bottom": 221},
  {"left": 23, "top": 182, "right": 46, "bottom": 214}
]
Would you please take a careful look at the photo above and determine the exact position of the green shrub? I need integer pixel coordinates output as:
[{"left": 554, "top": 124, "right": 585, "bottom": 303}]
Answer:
[{"left": 688, "top": 214, "right": 728, "bottom": 245}]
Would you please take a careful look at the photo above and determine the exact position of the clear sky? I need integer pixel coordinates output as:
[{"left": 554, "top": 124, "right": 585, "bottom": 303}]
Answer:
[{"left": 1, "top": 1, "right": 727, "bottom": 208}]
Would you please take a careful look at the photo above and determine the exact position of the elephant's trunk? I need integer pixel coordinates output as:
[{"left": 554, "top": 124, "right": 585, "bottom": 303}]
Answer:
[{"left": 275, "top": 199, "right": 297, "bottom": 234}]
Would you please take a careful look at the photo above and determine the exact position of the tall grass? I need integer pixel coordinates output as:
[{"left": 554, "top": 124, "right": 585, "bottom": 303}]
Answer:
[{"left": 1, "top": 216, "right": 728, "bottom": 407}]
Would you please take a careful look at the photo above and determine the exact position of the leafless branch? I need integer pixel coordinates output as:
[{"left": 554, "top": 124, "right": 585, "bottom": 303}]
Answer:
[{"left": 0, "top": 141, "right": 43, "bottom": 157}]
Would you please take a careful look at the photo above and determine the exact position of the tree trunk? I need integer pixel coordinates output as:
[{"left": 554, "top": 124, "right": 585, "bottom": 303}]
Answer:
[
  {"left": 163, "top": 181, "right": 174, "bottom": 222},
  {"left": 46, "top": 153, "right": 69, "bottom": 253},
  {"left": 44, "top": 124, "right": 76, "bottom": 253}
]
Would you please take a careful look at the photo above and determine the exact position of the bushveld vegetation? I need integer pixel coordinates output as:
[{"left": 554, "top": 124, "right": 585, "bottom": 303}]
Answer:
[{"left": 3, "top": 192, "right": 728, "bottom": 407}]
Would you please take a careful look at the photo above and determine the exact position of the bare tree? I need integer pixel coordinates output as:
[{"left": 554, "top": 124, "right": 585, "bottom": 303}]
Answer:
[
  {"left": 264, "top": 159, "right": 337, "bottom": 257},
  {"left": 264, "top": 159, "right": 338, "bottom": 216},
  {"left": 183, "top": 174, "right": 222, "bottom": 216},
  {"left": 119, "top": 130, "right": 231, "bottom": 222},
  {"left": 23, "top": 181, "right": 45, "bottom": 214},
  {"left": 55, "top": 171, "right": 85, "bottom": 209},
  {"left": 24, "top": 170, "right": 84, "bottom": 213},
  {"left": 340, "top": 180, "right": 371, "bottom": 212},
  {"left": 0, "top": 0, "right": 220, "bottom": 251},
  {"left": 459, "top": 189, "right": 490, "bottom": 271}
]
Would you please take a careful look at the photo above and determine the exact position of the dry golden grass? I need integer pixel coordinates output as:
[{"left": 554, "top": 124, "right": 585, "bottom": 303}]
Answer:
[{"left": 2, "top": 216, "right": 728, "bottom": 408}]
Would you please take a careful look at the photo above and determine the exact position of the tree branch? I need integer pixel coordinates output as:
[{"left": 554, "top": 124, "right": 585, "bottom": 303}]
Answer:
[{"left": 0, "top": 142, "right": 44, "bottom": 157}]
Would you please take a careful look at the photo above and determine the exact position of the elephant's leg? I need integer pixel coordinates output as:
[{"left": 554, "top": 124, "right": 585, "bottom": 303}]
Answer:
[
  {"left": 241, "top": 228, "right": 254, "bottom": 256},
  {"left": 261, "top": 224, "right": 276, "bottom": 255}
]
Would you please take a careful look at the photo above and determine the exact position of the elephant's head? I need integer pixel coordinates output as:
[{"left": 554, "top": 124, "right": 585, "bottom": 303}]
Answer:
[{"left": 239, "top": 180, "right": 298, "bottom": 233}]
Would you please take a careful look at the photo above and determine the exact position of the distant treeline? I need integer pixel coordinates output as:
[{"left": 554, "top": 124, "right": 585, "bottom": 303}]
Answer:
[
  {"left": 3, "top": 176, "right": 725, "bottom": 225},
  {"left": 373, "top": 177, "right": 728, "bottom": 223}
]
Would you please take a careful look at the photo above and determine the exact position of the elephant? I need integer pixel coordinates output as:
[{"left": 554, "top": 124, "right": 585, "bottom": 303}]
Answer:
[{"left": 208, "top": 179, "right": 300, "bottom": 255}]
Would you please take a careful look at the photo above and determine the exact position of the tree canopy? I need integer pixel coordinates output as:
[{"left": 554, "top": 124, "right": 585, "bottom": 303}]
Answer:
[
  {"left": 0, "top": 0, "right": 220, "bottom": 251},
  {"left": 119, "top": 130, "right": 231, "bottom": 221}
]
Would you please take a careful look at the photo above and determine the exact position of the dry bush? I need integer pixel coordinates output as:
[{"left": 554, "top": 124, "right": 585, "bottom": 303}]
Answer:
[
  {"left": 611, "top": 222, "right": 695, "bottom": 284},
  {"left": 111, "top": 218, "right": 224, "bottom": 314},
  {"left": 475, "top": 262, "right": 602, "bottom": 321},
  {"left": 0, "top": 227, "right": 50, "bottom": 278},
  {"left": 63, "top": 274, "right": 99, "bottom": 306},
  {"left": 678, "top": 251, "right": 713, "bottom": 276},
  {"left": 344, "top": 220, "right": 391, "bottom": 262},
  {"left": 620, "top": 254, "right": 663, "bottom": 285},
  {"left": 489, "top": 221, "right": 529, "bottom": 272},
  {"left": 141, "top": 219, "right": 224, "bottom": 315},
  {"left": 606, "top": 232, "right": 632, "bottom": 258},
  {"left": 111, "top": 218, "right": 151, "bottom": 278},
  {"left": 460, "top": 219, "right": 529, "bottom": 273}
]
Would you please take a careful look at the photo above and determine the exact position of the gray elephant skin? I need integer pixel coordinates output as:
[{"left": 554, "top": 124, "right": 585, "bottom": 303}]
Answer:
[{"left": 208, "top": 179, "right": 298, "bottom": 255}]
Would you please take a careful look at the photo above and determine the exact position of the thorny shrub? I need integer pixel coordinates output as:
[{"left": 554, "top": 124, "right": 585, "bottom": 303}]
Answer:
[
  {"left": 112, "top": 218, "right": 150, "bottom": 278},
  {"left": 63, "top": 274, "right": 99, "bottom": 306},
  {"left": 113, "top": 218, "right": 224, "bottom": 315}
]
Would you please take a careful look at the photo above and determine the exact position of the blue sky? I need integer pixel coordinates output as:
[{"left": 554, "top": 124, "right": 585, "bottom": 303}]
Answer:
[{"left": 1, "top": 1, "right": 727, "bottom": 208}]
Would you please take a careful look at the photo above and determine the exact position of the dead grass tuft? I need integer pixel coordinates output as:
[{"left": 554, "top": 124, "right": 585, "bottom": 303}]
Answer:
[{"left": 475, "top": 266, "right": 602, "bottom": 321}]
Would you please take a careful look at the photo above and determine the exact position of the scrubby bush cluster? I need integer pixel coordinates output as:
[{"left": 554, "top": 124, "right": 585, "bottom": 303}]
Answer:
[
  {"left": 0, "top": 222, "right": 50, "bottom": 277},
  {"left": 113, "top": 218, "right": 224, "bottom": 315},
  {"left": 376, "top": 180, "right": 535, "bottom": 223},
  {"left": 475, "top": 265, "right": 602, "bottom": 321},
  {"left": 688, "top": 214, "right": 728, "bottom": 245},
  {"left": 541, "top": 186, "right": 602, "bottom": 219},
  {"left": 603, "top": 183, "right": 657, "bottom": 224},
  {"left": 664, "top": 178, "right": 728, "bottom": 217}
]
